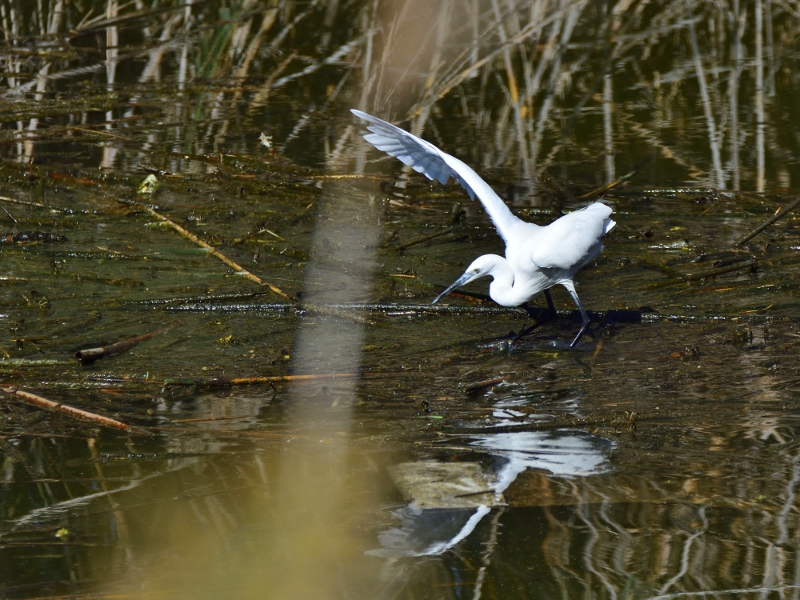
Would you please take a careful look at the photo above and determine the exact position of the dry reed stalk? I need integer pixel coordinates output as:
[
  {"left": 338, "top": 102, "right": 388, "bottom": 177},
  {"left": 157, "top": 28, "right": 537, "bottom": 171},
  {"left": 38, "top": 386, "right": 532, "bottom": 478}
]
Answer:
[
  {"left": 5, "top": 36, "right": 187, "bottom": 97},
  {"left": 756, "top": 0, "right": 766, "bottom": 192},
  {"left": 0, "top": 195, "right": 69, "bottom": 212},
  {"left": 686, "top": 0, "right": 724, "bottom": 189},
  {"left": 411, "top": 0, "right": 453, "bottom": 141},
  {"left": 71, "top": 2, "right": 204, "bottom": 33},
  {"left": 249, "top": 51, "right": 297, "bottom": 109},
  {"left": 529, "top": 3, "right": 579, "bottom": 177},
  {"left": 356, "top": 0, "right": 378, "bottom": 111},
  {"left": 407, "top": 0, "right": 587, "bottom": 120},
  {"left": 603, "top": 72, "right": 615, "bottom": 183},
  {"left": 232, "top": 9, "right": 278, "bottom": 97},
  {"left": 730, "top": 0, "right": 745, "bottom": 190},
  {"left": 271, "top": 38, "right": 361, "bottom": 90},
  {"left": 491, "top": 0, "right": 531, "bottom": 178},
  {"left": 124, "top": 200, "right": 294, "bottom": 301}
]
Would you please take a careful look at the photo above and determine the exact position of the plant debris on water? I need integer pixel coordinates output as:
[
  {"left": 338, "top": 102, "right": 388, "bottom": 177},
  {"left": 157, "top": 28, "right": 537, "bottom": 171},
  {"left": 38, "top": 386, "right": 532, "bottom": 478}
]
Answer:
[{"left": 2, "top": 0, "right": 800, "bottom": 597}]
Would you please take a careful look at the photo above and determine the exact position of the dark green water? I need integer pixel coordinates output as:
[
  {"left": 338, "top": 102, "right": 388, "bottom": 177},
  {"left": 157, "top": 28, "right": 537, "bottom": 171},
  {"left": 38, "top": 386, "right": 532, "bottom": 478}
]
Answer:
[{"left": 2, "top": 0, "right": 800, "bottom": 598}]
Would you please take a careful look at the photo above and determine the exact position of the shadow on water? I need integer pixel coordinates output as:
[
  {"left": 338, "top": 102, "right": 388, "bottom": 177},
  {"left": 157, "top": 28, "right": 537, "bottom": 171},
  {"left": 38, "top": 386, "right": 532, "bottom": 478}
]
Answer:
[{"left": 3, "top": 0, "right": 800, "bottom": 598}]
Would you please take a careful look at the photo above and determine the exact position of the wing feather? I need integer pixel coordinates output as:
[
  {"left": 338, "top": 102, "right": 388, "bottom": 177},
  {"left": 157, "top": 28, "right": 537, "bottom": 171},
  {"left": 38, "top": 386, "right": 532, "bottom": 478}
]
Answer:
[
  {"left": 530, "top": 203, "right": 616, "bottom": 270},
  {"left": 352, "top": 109, "right": 521, "bottom": 242}
]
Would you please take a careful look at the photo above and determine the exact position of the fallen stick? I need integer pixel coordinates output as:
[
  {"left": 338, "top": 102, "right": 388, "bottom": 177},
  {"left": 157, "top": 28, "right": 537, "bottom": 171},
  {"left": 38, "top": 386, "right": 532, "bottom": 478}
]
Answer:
[
  {"left": 463, "top": 377, "right": 506, "bottom": 393},
  {"left": 736, "top": 196, "right": 800, "bottom": 246},
  {"left": 120, "top": 198, "right": 295, "bottom": 301},
  {"left": 74, "top": 331, "right": 156, "bottom": 365},
  {"left": 0, "top": 195, "right": 74, "bottom": 213},
  {"left": 1, "top": 387, "right": 149, "bottom": 435},
  {"left": 164, "top": 373, "right": 360, "bottom": 387}
]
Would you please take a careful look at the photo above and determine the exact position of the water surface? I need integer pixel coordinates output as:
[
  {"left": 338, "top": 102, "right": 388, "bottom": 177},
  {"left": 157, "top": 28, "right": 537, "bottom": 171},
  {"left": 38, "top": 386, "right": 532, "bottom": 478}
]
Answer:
[{"left": 2, "top": 1, "right": 800, "bottom": 598}]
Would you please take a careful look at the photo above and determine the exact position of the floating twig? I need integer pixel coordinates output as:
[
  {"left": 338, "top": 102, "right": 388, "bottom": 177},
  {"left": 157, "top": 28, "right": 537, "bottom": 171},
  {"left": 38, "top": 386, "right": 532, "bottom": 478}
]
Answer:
[
  {"left": 0, "top": 195, "right": 71, "bottom": 213},
  {"left": 74, "top": 332, "right": 157, "bottom": 366},
  {"left": 683, "top": 259, "right": 757, "bottom": 281},
  {"left": 302, "top": 302, "right": 373, "bottom": 324},
  {"left": 307, "top": 174, "right": 386, "bottom": 181},
  {"left": 1, "top": 387, "right": 149, "bottom": 434},
  {"left": 1, "top": 206, "right": 16, "bottom": 223},
  {"left": 393, "top": 226, "right": 459, "bottom": 251},
  {"left": 0, "top": 231, "right": 66, "bottom": 244},
  {"left": 120, "top": 199, "right": 294, "bottom": 301},
  {"left": 170, "top": 416, "right": 250, "bottom": 423},
  {"left": 436, "top": 410, "right": 641, "bottom": 436},
  {"left": 164, "top": 373, "right": 360, "bottom": 387},
  {"left": 463, "top": 377, "right": 506, "bottom": 393},
  {"left": 149, "top": 427, "right": 302, "bottom": 438},
  {"left": 67, "top": 125, "right": 133, "bottom": 141},
  {"left": 647, "top": 259, "right": 757, "bottom": 287},
  {"left": 575, "top": 155, "right": 654, "bottom": 199},
  {"left": 639, "top": 258, "right": 686, "bottom": 279},
  {"left": 736, "top": 197, "right": 800, "bottom": 246}
]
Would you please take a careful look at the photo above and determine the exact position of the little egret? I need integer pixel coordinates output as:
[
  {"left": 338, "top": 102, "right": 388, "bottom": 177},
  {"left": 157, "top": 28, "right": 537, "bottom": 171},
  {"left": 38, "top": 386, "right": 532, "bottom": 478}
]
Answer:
[{"left": 352, "top": 109, "right": 615, "bottom": 347}]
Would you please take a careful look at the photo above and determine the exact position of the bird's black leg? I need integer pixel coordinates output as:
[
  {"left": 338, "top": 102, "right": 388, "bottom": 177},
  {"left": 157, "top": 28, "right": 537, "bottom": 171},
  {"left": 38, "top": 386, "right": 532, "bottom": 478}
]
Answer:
[
  {"left": 544, "top": 289, "right": 556, "bottom": 316},
  {"left": 566, "top": 287, "right": 591, "bottom": 348},
  {"left": 509, "top": 290, "right": 558, "bottom": 341}
]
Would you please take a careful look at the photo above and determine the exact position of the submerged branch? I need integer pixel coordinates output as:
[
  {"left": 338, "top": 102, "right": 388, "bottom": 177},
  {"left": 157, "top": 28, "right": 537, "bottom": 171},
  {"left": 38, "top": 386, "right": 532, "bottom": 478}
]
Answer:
[{"left": 1, "top": 387, "right": 149, "bottom": 435}]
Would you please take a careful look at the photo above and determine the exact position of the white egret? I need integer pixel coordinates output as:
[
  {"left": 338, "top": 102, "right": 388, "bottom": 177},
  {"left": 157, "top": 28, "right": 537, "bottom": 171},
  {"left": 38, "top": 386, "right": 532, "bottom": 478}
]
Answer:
[{"left": 352, "top": 109, "right": 615, "bottom": 347}]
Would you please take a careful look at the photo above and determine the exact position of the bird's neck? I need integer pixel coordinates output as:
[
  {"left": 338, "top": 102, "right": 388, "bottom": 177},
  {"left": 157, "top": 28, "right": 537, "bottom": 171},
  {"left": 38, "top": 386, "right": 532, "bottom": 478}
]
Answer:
[{"left": 486, "top": 258, "right": 525, "bottom": 307}]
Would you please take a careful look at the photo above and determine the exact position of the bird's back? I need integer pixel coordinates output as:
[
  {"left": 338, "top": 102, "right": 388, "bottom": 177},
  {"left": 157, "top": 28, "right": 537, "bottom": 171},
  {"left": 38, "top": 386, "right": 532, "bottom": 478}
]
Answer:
[{"left": 507, "top": 203, "right": 614, "bottom": 293}]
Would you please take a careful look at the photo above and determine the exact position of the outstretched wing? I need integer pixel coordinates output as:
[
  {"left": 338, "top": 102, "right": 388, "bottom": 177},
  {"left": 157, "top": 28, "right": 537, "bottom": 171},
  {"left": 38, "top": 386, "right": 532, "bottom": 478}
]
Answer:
[
  {"left": 530, "top": 203, "right": 616, "bottom": 270},
  {"left": 351, "top": 109, "right": 520, "bottom": 243}
]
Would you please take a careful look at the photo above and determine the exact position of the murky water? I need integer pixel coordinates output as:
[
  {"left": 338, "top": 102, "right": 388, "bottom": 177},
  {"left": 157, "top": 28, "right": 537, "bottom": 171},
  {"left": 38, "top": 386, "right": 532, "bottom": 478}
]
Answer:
[{"left": 3, "top": 1, "right": 800, "bottom": 598}]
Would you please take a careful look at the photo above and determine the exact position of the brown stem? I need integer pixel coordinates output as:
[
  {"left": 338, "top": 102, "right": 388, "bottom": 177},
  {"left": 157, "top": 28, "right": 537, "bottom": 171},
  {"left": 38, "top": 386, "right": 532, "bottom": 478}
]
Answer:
[{"left": 1, "top": 387, "right": 149, "bottom": 435}]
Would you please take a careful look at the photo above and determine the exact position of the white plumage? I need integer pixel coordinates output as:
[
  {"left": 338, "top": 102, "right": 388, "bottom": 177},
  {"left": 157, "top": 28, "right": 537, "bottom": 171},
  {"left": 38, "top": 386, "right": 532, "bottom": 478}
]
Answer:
[{"left": 352, "top": 109, "right": 615, "bottom": 347}]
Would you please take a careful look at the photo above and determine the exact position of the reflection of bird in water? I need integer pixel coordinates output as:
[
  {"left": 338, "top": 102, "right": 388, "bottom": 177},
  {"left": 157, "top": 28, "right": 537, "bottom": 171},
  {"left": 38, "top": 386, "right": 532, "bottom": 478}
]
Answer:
[
  {"left": 370, "top": 430, "right": 613, "bottom": 558},
  {"left": 352, "top": 110, "right": 616, "bottom": 347}
]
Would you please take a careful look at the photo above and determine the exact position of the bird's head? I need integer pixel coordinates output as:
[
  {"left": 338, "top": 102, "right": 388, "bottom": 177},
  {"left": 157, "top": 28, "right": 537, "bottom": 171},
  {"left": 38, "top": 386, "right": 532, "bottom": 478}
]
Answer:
[{"left": 431, "top": 255, "right": 506, "bottom": 304}]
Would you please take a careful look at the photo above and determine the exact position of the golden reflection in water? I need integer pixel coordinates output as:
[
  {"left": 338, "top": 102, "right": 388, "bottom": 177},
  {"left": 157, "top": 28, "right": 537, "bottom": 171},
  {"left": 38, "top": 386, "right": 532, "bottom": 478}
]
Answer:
[
  {"left": 101, "top": 191, "right": 387, "bottom": 597},
  {"left": 258, "top": 178, "right": 383, "bottom": 597}
]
